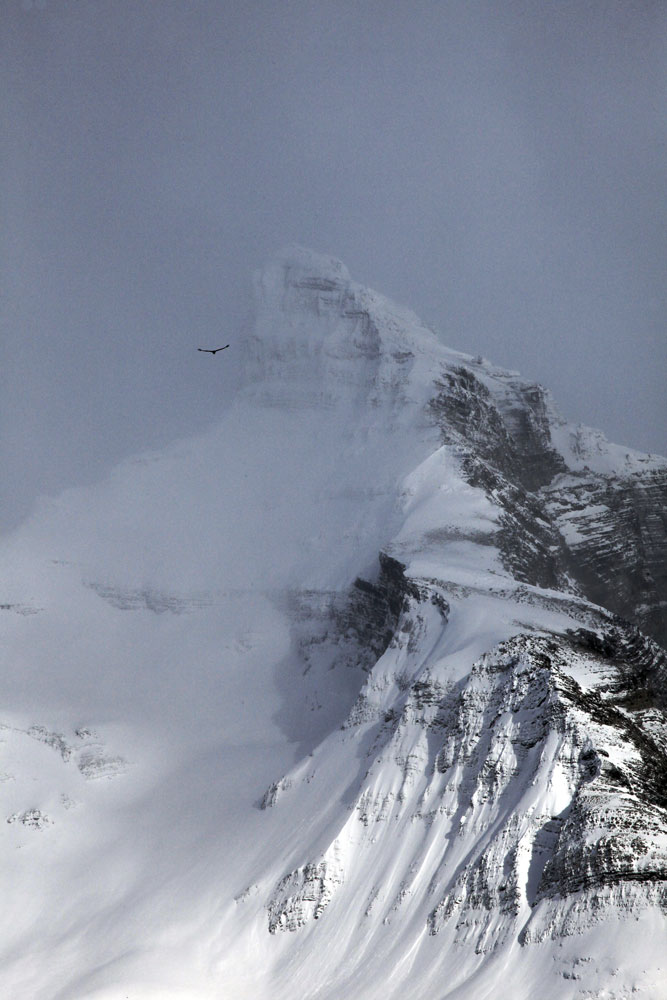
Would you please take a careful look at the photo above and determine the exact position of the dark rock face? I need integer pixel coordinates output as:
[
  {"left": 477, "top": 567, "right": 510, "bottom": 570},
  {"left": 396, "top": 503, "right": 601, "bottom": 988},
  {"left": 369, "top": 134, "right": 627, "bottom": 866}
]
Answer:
[
  {"left": 340, "top": 553, "right": 427, "bottom": 669},
  {"left": 545, "top": 469, "right": 667, "bottom": 648},
  {"left": 566, "top": 624, "right": 667, "bottom": 712},
  {"left": 458, "top": 451, "right": 570, "bottom": 591},
  {"left": 428, "top": 363, "right": 667, "bottom": 648},
  {"left": 428, "top": 366, "right": 566, "bottom": 493},
  {"left": 428, "top": 366, "right": 574, "bottom": 593}
]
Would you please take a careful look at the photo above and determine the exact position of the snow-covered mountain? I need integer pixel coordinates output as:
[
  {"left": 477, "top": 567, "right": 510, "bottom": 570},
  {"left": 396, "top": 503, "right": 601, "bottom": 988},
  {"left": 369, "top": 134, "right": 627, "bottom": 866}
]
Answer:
[{"left": 2, "top": 246, "right": 666, "bottom": 999}]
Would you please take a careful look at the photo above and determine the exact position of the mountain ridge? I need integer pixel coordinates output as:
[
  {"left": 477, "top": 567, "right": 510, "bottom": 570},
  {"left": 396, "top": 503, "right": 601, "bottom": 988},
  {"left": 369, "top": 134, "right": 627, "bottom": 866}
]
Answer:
[{"left": 1, "top": 246, "right": 665, "bottom": 999}]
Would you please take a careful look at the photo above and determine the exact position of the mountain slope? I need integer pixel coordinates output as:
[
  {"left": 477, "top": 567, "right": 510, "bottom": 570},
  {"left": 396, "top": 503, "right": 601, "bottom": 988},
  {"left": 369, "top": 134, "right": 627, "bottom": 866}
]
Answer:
[{"left": 1, "top": 246, "right": 665, "bottom": 999}]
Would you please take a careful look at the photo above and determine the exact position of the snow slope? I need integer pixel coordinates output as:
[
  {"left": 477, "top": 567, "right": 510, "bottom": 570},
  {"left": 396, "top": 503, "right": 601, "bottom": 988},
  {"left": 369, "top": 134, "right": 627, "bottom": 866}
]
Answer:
[{"left": 1, "top": 247, "right": 666, "bottom": 999}]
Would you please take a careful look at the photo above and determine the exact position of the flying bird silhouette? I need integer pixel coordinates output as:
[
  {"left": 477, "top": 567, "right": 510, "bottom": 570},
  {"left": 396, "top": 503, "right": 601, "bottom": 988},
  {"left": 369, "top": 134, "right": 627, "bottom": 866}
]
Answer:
[{"left": 198, "top": 345, "right": 229, "bottom": 355}]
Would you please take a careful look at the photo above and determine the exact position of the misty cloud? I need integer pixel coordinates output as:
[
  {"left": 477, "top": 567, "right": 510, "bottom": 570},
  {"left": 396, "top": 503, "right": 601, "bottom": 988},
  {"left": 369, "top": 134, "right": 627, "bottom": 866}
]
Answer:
[{"left": 2, "top": 0, "right": 665, "bottom": 529}]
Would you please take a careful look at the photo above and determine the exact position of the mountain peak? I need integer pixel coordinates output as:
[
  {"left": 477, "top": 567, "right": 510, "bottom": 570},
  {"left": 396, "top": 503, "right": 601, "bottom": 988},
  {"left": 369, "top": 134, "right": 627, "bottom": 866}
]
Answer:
[
  {"left": 259, "top": 244, "right": 352, "bottom": 291},
  {"left": 2, "top": 250, "right": 666, "bottom": 999},
  {"left": 244, "top": 246, "right": 453, "bottom": 419}
]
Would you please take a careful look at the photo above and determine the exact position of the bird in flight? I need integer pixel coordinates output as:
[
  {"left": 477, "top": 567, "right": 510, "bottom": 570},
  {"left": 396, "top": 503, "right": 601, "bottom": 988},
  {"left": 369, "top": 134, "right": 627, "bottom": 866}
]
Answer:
[{"left": 198, "top": 345, "right": 229, "bottom": 355}]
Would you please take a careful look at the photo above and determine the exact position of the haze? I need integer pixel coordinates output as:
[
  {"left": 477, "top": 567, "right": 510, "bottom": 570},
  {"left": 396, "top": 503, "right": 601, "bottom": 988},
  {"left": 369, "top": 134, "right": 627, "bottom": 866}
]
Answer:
[{"left": 2, "top": 0, "right": 665, "bottom": 531}]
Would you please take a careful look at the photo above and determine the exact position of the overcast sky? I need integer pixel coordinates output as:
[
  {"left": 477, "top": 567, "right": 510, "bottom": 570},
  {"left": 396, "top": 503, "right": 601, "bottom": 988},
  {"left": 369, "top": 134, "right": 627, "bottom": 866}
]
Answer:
[{"left": 2, "top": 0, "right": 665, "bottom": 530}]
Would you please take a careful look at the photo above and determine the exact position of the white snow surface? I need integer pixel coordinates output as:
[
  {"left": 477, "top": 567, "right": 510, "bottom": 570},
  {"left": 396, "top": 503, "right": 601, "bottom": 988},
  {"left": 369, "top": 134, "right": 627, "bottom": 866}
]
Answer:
[{"left": 1, "top": 247, "right": 665, "bottom": 999}]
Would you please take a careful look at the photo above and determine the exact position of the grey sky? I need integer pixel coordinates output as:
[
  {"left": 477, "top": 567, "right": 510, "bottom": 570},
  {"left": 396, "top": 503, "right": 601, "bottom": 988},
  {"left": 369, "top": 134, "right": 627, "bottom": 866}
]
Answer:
[{"left": 2, "top": 0, "right": 665, "bottom": 530}]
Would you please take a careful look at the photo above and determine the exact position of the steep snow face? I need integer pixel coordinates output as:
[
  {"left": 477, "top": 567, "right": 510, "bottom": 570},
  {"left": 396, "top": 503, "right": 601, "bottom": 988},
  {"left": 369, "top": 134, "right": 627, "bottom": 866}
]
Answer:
[{"left": 1, "top": 247, "right": 666, "bottom": 1000}]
